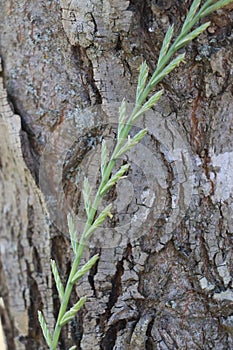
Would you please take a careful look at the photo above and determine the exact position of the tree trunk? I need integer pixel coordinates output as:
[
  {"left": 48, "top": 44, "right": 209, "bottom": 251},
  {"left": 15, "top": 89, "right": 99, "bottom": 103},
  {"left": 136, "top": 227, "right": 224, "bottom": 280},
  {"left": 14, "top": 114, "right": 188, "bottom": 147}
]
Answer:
[{"left": 1, "top": 1, "right": 233, "bottom": 349}]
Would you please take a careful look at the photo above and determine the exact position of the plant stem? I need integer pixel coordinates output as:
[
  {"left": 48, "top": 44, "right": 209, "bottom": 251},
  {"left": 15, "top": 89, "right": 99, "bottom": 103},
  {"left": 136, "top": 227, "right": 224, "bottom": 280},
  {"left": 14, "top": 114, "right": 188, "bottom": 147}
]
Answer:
[
  {"left": 50, "top": 103, "right": 143, "bottom": 349},
  {"left": 51, "top": 241, "right": 85, "bottom": 349},
  {"left": 39, "top": 1, "right": 233, "bottom": 348}
]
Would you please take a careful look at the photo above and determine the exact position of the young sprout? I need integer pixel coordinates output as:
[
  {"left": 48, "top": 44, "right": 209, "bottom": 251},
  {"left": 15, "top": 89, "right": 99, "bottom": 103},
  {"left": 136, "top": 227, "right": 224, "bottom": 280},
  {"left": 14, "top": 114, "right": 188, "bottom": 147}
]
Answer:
[{"left": 38, "top": 1, "right": 233, "bottom": 348}]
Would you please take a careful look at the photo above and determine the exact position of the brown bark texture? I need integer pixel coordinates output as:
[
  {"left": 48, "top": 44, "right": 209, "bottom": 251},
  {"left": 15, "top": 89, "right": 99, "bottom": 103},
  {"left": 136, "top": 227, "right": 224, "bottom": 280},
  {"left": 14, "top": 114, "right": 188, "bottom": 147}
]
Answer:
[{"left": 1, "top": 1, "right": 233, "bottom": 349}]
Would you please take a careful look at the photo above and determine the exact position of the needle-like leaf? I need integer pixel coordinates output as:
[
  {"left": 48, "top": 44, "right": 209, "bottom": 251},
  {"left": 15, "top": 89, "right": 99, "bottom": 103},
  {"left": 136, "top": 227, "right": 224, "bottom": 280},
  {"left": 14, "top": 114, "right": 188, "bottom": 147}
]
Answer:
[
  {"left": 114, "top": 129, "right": 148, "bottom": 159},
  {"left": 59, "top": 297, "right": 87, "bottom": 327},
  {"left": 157, "top": 25, "right": 174, "bottom": 68},
  {"left": 136, "top": 61, "right": 149, "bottom": 103},
  {"left": 67, "top": 213, "right": 78, "bottom": 253},
  {"left": 175, "top": 22, "right": 210, "bottom": 50},
  {"left": 100, "top": 164, "right": 130, "bottom": 196},
  {"left": 101, "top": 140, "right": 108, "bottom": 177},
  {"left": 71, "top": 254, "right": 99, "bottom": 284},
  {"left": 38, "top": 311, "right": 53, "bottom": 348},
  {"left": 181, "top": 0, "right": 202, "bottom": 35},
  {"left": 83, "top": 177, "right": 92, "bottom": 217},
  {"left": 200, "top": 0, "right": 233, "bottom": 17},
  {"left": 150, "top": 53, "right": 186, "bottom": 87},
  {"left": 51, "top": 259, "right": 64, "bottom": 302},
  {"left": 85, "top": 204, "right": 113, "bottom": 239}
]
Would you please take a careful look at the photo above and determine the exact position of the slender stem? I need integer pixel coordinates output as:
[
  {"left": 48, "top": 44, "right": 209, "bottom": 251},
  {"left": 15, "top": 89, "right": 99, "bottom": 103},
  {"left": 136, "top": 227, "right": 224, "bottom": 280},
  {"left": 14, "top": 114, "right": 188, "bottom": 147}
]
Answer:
[
  {"left": 40, "top": 1, "right": 233, "bottom": 348},
  {"left": 147, "top": 2, "right": 215, "bottom": 91},
  {"left": 51, "top": 241, "right": 85, "bottom": 349},
  {"left": 50, "top": 125, "right": 131, "bottom": 349},
  {"left": 50, "top": 103, "right": 143, "bottom": 349}
]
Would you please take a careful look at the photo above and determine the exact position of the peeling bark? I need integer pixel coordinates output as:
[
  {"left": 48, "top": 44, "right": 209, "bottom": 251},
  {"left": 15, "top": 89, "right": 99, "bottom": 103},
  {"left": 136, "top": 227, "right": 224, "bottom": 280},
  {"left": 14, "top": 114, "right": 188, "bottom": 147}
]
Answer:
[
  {"left": 1, "top": 1, "right": 233, "bottom": 349},
  {"left": 0, "top": 59, "right": 53, "bottom": 349}
]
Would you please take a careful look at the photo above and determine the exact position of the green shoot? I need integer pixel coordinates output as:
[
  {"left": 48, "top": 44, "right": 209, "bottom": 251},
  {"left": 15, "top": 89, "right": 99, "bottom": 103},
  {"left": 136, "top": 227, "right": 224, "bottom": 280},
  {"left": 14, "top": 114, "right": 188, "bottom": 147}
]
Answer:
[{"left": 38, "top": 1, "right": 233, "bottom": 348}]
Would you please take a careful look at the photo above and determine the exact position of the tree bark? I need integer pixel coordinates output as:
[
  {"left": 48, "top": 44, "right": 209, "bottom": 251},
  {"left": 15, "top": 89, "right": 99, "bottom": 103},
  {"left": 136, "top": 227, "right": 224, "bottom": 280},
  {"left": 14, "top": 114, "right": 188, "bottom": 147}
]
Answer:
[{"left": 1, "top": 1, "right": 233, "bottom": 349}]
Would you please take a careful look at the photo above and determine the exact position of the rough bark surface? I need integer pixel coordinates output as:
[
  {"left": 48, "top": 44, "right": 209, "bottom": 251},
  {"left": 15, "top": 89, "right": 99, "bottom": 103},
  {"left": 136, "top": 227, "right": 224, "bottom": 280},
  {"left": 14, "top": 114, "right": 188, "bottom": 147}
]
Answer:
[
  {"left": 0, "top": 59, "right": 53, "bottom": 349},
  {"left": 1, "top": 1, "right": 233, "bottom": 349}
]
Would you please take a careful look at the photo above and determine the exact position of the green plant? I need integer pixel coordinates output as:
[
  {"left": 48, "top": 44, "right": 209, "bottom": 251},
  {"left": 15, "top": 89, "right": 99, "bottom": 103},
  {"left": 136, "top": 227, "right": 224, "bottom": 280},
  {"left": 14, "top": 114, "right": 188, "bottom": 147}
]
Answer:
[{"left": 38, "top": 1, "right": 233, "bottom": 349}]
